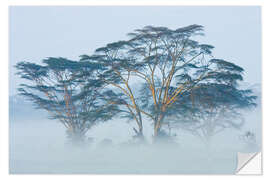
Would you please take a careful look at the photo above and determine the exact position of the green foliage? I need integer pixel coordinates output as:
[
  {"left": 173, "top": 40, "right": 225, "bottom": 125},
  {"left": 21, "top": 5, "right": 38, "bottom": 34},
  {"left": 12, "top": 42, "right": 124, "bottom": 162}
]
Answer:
[{"left": 16, "top": 57, "right": 119, "bottom": 143}]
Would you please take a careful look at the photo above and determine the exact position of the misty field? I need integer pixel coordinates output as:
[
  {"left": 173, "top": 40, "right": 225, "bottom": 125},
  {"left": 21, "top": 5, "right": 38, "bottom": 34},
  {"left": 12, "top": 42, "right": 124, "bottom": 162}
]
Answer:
[{"left": 9, "top": 112, "right": 260, "bottom": 174}]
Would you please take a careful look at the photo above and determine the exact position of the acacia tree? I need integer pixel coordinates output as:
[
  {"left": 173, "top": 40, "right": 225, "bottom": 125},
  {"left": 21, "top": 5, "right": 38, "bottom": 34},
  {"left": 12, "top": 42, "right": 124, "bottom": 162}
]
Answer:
[
  {"left": 79, "top": 25, "right": 257, "bottom": 141},
  {"left": 80, "top": 42, "right": 149, "bottom": 139},
  {"left": 125, "top": 25, "right": 214, "bottom": 138},
  {"left": 89, "top": 25, "right": 216, "bottom": 139},
  {"left": 15, "top": 57, "right": 119, "bottom": 144},
  {"left": 140, "top": 57, "right": 257, "bottom": 143},
  {"left": 127, "top": 26, "right": 257, "bottom": 141},
  {"left": 167, "top": 82, "right": 257, "bottom": 145}
]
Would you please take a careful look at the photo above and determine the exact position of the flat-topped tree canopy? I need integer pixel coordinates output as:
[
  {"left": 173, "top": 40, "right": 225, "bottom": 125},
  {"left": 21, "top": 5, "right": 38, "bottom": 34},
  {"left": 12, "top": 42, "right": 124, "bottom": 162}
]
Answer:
[{"left": 15, "top": 57, "right": 120, "bottom": 144}]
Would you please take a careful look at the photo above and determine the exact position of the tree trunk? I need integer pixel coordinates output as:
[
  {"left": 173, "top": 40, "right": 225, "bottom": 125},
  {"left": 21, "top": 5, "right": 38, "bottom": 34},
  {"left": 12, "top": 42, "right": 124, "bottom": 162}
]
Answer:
[
  {"left": 154, "top": 122, "right": 161, "bottom": 137},
  {"left": 153, "top": 114, "right": 165, "bottom": 142},
  {"left": 66, "top": 128, "right": 85, "bottom": 146},
  {"left": 133, "top": 126, "right": 145, "bottom": 142},
  {"left": 133, "top": 109, "right": 145, "bottom": 141}
]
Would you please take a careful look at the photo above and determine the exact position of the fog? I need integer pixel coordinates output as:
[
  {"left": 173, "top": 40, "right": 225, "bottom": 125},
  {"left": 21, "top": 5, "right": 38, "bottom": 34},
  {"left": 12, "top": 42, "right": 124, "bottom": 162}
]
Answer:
[
  {"left": 9, "top": 6, "right": 261, "bottom": 174},
  {"left": 9, "top": 104, "right": 261, "bottom": 174}
]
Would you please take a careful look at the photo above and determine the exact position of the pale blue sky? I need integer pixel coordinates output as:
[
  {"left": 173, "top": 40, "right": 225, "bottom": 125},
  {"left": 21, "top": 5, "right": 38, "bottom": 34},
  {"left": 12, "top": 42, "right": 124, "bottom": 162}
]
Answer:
[{"left": 9, "top": 6, "right": 261, "bottom": 95}]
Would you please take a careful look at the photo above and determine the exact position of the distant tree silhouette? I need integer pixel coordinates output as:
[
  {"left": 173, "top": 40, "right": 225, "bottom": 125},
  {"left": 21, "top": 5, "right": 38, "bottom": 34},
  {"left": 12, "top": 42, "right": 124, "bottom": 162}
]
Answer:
[{"left": 168, "top": 82, "right": 256, "bottom": 145}]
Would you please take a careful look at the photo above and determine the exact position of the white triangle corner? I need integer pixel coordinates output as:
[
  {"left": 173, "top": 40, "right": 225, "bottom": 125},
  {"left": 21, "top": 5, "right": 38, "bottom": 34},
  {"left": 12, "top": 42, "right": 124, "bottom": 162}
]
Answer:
[{"left": 236, "top": 152, "right": 262, "bottom": 175}]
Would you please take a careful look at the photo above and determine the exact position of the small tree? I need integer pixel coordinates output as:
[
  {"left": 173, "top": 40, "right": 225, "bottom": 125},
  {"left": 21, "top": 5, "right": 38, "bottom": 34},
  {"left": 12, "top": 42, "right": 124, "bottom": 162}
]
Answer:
[
  {"left": 169, "top": 84, "right": 256, "bottom": 145},
  {"left": 15, "top": 57, "right": 119, "bottom": 145},
  {"left": 164, "top": 59, "right": 257, "bottom": 145}
]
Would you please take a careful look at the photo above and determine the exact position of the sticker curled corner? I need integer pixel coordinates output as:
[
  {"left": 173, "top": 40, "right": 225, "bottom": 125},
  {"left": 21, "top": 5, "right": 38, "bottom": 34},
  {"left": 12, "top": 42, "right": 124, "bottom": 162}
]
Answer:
[{"left": 236, "top": 152, "right": 262, "bottom": 175}]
